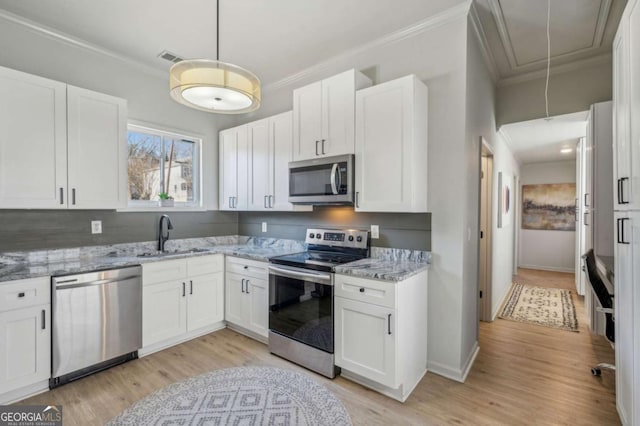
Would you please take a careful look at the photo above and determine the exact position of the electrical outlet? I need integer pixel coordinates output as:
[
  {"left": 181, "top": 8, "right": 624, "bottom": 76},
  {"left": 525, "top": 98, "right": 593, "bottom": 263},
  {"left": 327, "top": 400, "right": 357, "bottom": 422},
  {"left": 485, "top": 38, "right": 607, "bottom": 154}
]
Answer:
[
  {"left": 371, "top": 224, "right": 379, "bottom": 239},
  {"left": 91, "top": 220, "right": 102, "bottom": 234},
  {"left": 262, "top": 222, "right": 267, "bottom": 233}
]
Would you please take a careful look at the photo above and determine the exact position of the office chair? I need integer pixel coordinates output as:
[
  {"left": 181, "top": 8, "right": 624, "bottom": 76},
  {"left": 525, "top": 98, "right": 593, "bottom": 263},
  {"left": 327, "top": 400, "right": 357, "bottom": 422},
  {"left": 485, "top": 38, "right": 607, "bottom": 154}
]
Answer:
[{"left": 583, "top": 249, "right": 615, "bottom": 376}]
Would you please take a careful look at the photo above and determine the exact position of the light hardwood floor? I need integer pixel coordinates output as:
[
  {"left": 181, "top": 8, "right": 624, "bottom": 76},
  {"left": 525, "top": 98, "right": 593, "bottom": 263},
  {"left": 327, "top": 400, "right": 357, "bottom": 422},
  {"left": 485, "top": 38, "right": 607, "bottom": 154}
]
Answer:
[{"left": 20, "top": 268, "right": 619, "bottom": 425}]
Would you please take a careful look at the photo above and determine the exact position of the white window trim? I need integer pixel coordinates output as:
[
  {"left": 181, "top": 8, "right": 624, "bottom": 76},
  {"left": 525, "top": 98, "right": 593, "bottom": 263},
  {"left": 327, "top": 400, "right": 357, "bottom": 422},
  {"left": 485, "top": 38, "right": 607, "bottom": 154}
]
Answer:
[{"left": 123, "top": 120, "right": 204, "bottom": 210}]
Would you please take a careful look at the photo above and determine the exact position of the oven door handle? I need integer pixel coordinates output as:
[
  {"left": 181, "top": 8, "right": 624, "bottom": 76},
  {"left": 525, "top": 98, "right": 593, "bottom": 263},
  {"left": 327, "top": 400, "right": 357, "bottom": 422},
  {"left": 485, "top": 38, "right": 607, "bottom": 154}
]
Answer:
[{"left": 268, "top": 265, "right": 332, "bottom": 285}]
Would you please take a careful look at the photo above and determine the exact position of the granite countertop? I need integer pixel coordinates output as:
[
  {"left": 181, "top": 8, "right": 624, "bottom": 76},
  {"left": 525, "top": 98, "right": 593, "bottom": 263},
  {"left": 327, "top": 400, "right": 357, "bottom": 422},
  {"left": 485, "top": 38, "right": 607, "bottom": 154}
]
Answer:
[
  {"left": 0, "top": 236, "right": 306, "bottom": 283},
  {"left": 0, "top": 237, "right": 431, "bottom": 284}
]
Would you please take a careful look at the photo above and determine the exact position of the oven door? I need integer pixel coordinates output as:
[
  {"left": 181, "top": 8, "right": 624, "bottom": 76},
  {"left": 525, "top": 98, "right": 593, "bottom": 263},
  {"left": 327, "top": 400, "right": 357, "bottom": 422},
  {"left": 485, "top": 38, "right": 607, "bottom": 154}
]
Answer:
[{"left": 268, "top": 264, "right": 334, "bottom": 353}]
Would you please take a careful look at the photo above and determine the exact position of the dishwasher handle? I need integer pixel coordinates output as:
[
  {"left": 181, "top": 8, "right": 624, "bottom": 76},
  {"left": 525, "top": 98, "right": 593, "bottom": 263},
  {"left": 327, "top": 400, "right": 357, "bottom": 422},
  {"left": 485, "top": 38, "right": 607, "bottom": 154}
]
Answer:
[{"left": 53, "top": 266, "right": 142, "bottom": 289}]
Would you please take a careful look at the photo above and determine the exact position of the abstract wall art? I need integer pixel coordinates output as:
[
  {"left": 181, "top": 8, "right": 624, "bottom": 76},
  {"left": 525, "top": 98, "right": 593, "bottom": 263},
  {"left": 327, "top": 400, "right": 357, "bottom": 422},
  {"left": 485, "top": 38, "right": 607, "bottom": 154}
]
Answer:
[{"left": 521, "top": 183, "right": 576, "bottom": 231}]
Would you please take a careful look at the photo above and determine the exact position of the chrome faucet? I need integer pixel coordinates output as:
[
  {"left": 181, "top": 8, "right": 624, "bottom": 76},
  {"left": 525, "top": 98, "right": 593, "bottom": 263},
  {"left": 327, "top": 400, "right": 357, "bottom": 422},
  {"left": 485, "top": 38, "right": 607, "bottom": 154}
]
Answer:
[{"left": 158, "top": 214, "right": 173, "bottom": 252}]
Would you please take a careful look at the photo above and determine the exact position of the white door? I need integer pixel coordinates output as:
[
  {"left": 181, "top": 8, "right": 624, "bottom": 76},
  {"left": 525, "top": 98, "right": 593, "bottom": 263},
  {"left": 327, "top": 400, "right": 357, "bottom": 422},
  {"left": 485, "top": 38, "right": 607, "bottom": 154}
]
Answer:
[
  {"left": 246, "top": 277, "right": 268, "bottom": 338},
  {"left": 247, "top": 119, "right": 270, "bottom": 210},
  {"left": 334, "top": 297, "right": 397, "bottom": 387},
  {"left": 225, "top": 273, "right": 246, "bottom": 327},
  {"left": 292, "top": 81, "right": 322, "bottom": 161},
  {"left": 66, "top": 86, "right": 127, "bottom": 209},
  {"left": 355, "top": 78, "right": 411, "bottom": 212},
  {"left": 270, "top": 111, "right": 294, "bottom": 210},
  {"left": 614, "top": 211, "right": 634, "bottom": 425},
  {"left": 142, "top": 281, "right": 187, "bottom": 347},
  {"left": 0, "top": 305, "right": 50, "bottom": 394},
  {"left": 0, "top": 66, "right": 67, "bottom": 208},
  {"left": 187, "top": 273, "right": 224, "bottom": 331},
  {"left": 321, "top": 71, "right": 355, "bottom": 157}
]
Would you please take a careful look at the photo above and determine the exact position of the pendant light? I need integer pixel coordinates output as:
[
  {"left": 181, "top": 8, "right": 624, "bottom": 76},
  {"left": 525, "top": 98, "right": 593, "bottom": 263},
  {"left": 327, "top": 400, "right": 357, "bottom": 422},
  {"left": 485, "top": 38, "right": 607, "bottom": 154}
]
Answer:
[{"left": 169, "top": 0, "right": 261, "bottom": 114}]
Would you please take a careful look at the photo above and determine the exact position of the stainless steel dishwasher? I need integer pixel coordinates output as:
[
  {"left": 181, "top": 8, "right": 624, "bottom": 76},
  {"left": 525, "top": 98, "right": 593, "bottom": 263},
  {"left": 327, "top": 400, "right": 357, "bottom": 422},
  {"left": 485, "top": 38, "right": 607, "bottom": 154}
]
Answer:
[{"left": 51, "top": 266, "right": 142, "bottom": 388}]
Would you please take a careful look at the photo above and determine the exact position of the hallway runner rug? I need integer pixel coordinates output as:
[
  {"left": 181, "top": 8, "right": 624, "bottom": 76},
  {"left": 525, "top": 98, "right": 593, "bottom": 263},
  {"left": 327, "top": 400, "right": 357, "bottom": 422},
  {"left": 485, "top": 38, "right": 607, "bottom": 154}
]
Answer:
[
  {"left": 107, "top": 366, "right": 352, "bottom": 426},
  {"left": 499, "top": 283, "right": 578, "bottom": 332}
]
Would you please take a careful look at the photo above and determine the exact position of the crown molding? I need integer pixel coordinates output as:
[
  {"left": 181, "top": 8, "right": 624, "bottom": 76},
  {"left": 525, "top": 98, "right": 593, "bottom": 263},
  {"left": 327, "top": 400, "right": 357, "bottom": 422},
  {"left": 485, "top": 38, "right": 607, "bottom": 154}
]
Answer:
[
  {"left": 0, "top": 8, "right": 167, "bottom": 79},
  {"left": 468, "top": 1, "right": 499, "bottom": 83},
  {"left": 264, "top": 0, "right": 473, "bottom": 92},
  {"left": 497, "top": 52, "right": 611, "bottom": 87},
  {"left": 488, "top": 0, "right": 612, "bottom": 72}
]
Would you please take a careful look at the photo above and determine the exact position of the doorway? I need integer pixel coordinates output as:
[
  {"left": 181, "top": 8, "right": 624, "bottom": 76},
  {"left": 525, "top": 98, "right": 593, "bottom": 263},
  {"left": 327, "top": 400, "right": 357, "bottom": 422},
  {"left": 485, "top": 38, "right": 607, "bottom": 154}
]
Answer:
[{"left": 479, "top": 138, "right": 493, "bottom": 322}]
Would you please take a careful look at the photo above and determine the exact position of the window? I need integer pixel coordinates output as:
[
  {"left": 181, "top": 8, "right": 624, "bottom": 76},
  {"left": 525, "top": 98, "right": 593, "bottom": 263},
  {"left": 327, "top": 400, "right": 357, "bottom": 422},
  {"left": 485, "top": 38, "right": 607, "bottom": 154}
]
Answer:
[{"left": 127, "top": 124, "right": 201, "bottom": 207}]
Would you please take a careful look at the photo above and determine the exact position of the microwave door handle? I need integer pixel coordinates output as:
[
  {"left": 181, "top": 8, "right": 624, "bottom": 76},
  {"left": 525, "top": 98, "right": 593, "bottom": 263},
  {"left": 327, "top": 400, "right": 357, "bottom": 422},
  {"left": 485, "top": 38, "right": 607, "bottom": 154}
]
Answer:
[{"left": 330, "top": 163, "right": 339, "bottom": 195}]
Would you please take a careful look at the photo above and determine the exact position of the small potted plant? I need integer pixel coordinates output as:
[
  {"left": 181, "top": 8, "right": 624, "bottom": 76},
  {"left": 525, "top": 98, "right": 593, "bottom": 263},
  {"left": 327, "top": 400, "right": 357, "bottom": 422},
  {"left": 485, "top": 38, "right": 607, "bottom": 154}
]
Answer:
[{"left": 158, "top": 192, "right": 174, "bottom": 207}]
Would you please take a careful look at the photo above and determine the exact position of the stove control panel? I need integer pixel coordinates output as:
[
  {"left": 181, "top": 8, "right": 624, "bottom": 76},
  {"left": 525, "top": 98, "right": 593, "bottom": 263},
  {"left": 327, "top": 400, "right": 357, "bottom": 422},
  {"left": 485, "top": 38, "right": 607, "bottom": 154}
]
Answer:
[{"left": 305, "top": 228, "right": 369, "bottom": 249}]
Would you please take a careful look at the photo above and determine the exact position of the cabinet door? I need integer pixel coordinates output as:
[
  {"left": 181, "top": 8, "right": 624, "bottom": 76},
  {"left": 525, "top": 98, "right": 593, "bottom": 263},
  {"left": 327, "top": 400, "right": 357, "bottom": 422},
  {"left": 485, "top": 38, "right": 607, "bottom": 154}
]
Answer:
[
  {"left": 629, "top": 1, "right": 640, "bottom": 210},
  {"left": 219, "top": 129, "right": 238, "bottom": 210},
  {"left": 355, "top": 77, "right": 413, "bottom": 212},
  {"left": 0, "top": 305, "right": 50, "bottom": 394},
  {"left": 631, "top": 211, "right": 640, "bottom": 426},
  {"left": 335, "top": 297, "right": 397, "bottom": 388},
  {"left": 247, "top": 119, "right": 271, "bottom": 210},
  {"left": 246, "top": 277, "right": 269, "bottom": 338},
  {"left": 187, "top": 272, "right": 224, "bottom": 331},
  {"left": 67, "top": 86, "right": 127, "bottom": 209},
  {"left": 613, "top": 24, "right": 631, "bottom": 210},
  {"left": 142, "top": 281, "right": 187, "bottom": 347},
  {"left": 0, "top": 66, "right": 67, "bottom": 208},
  {"left": 292, "top": 81, "right": 322, "bottom": 161},
  {"left": 614, "top": 211, "right": 633, "bottom": 425},
  {"left": 270, "top": 111, "right": 292, "bottom": 210},
  {"left": 225, "top": 273, "right": 246, "bottom": 327},
  {"left": 321, "top": 71, "right": 356, "bottom": 157}
]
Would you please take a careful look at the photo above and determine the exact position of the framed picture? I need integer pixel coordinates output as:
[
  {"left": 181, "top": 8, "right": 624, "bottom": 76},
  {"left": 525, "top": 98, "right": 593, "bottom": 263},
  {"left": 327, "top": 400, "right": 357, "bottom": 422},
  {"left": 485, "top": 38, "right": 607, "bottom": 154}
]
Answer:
[
  {"left": 521, "top": 183, "right": 576, "bottom": 231},
  {"left": 498, "top": 172, "right": 512, "bottom": 228}
]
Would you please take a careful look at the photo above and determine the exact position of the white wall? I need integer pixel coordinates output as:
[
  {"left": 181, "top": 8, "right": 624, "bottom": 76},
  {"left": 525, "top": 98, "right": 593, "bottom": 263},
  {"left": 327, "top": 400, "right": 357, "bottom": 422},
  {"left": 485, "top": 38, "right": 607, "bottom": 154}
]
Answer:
[
  {"left": 0, "top": 18, "right": 236, "bottom": 209},
  {"left": 519, "top": 161, "right": 576, "bottom": 273},
  {"left": 497, "top": 60, "right": 612, "bottom": 126}
]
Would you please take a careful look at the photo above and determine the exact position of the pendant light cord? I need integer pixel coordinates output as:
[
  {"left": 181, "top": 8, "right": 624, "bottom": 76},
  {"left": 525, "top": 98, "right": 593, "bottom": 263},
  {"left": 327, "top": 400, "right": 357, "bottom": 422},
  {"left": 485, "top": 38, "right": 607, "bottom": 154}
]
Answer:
[
  {"left": 216, "top": 0, "right": 220, "bottom": 61},
  {"left": 545, "top": 0, "right": 551, "bottom": 118}
]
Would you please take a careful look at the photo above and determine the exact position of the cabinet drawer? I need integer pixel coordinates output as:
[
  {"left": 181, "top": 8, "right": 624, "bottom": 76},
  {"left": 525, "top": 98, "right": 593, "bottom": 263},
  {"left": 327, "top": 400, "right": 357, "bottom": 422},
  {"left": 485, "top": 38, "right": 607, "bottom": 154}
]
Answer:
[
  {"left": 187, "top": 254, "right": 223, "bottom": 277},
  {"left": 334, "top": 274, "right": 396, "bottom": 308},
  {"left": 142, "top": 259, "right": 187, "bottom": 285},
  {"left": 225, "top": 256, "right": 268, "bottom": 280},
  {"left": 0, "top": 276, "right": 50, "bottom": 312}
]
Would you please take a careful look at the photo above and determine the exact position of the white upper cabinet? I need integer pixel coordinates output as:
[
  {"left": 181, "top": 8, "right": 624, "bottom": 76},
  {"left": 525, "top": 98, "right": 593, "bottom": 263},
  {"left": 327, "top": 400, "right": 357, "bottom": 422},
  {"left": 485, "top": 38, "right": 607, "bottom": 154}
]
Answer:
[
  {"left": 628, "top": 0, "right": 640, "bottom": 210},
  {"left": 220, "top": 111, "right": 311, "bottom": 212},
  {"left": 67, "top": 86, "right": 127, "bottom": 209},
  {"left": 293, "top": 69, "right": 372, "bottom": 161},
  {"left": 219, "top": 125, "right": 248, "bottom": 210},
  {"left": 613, "top": 20, "right": 631, "bottom": 211},
  {"left": 0, "top": 65, "right": 127, "bottom": 210},
  {"left": 354, "top": 75, "right": 428, "bottom": 212},
  {"left": 0, "top": 66, "right": 67, "bottom": 209}
]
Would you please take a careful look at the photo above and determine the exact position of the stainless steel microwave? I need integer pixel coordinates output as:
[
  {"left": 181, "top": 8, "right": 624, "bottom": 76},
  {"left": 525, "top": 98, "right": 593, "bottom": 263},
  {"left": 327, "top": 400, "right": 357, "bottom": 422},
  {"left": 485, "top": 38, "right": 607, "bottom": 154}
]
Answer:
[{"left": 288, "top": 154, "right": 354, "bottom": 204}]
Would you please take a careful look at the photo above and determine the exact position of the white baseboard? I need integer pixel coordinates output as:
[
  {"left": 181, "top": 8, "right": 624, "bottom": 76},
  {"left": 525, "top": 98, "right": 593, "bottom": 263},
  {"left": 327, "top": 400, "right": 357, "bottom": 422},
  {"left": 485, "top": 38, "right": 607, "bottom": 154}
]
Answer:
[
  {"left": 491, "top": 283, "right": 513, "bottom": 321},
  {"left": 0, "top": 380, "right": 49, "bottom": 405},
  {"left": 139, "top": 322, "right": 226, "bottom": 357},
  {"left": 518, "top": 264, "right": 574, "bottom": 274},
  {"left": 427, "top": 342, "right": 479, "bottom": 383}
]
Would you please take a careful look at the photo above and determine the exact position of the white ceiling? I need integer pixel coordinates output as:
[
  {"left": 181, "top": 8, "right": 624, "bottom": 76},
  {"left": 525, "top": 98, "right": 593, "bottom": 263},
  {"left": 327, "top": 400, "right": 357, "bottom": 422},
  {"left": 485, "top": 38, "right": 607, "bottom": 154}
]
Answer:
[{"left": 499, "top": 110, "right": 588, "bottom": 164}]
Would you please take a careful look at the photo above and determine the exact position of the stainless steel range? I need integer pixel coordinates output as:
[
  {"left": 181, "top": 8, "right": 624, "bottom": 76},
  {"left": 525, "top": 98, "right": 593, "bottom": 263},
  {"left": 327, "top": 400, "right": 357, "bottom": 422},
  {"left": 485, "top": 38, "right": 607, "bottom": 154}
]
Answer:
[{"left": 268, "top": 228, "right": 369, "bottom": 378}]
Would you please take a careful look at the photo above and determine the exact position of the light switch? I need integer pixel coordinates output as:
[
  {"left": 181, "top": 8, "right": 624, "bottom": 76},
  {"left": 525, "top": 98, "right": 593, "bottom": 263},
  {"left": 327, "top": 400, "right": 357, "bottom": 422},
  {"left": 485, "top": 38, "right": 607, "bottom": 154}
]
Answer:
[
  {"left": 91, "top": 220, "right": 102, "bottom": 234},
  {"left": 262, "top": 222, "right": 267, "bottom": 232},
  {"left": 371, "top": 225, "right": 379, "bottom": 239}
]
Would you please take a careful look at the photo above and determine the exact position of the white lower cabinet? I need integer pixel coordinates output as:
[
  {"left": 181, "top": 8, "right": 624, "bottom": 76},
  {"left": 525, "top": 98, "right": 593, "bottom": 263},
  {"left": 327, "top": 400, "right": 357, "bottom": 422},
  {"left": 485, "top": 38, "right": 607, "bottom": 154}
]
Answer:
[
  {"left": 0, "top": 277, "right": 51, "bottom": 404},
  {"left": 224, "top": 256, "right": 269, "bottom": 339},
  {"left": 142, "top": 255, "right": 224, "bottom": 352},
  {"left": 334, "top": 271, "right": 427, "bottom": 402}
]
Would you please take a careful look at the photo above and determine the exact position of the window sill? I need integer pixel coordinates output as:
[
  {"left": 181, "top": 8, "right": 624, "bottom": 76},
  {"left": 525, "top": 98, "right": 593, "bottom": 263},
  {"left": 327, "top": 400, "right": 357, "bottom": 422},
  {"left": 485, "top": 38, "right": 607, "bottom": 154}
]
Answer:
[{"left": 117, "top": 207, "right": 209, "bottom": 213}]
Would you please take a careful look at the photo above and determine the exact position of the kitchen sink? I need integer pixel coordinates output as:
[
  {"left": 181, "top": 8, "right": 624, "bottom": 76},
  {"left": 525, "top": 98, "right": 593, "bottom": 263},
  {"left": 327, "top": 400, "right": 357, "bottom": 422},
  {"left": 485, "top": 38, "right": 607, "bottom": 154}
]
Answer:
[{"left": 136, "top": 248, "right": 210, "bottom": 258}]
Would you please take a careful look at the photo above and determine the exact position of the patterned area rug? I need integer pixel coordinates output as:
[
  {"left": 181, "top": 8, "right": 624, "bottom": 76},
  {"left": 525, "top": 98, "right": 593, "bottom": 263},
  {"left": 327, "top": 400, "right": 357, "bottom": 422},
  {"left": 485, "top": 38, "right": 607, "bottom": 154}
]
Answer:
[
  {"left": 499, "top": 283, "right": 578, "bottom": 332},
  {"left": 107, "top": 366, "right": 352, "bottom": 426}
]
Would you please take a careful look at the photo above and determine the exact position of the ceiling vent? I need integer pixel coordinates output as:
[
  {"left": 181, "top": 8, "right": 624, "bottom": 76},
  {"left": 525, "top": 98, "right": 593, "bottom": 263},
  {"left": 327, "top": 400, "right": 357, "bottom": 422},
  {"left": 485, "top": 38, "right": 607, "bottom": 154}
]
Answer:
[{"left": 158, "top": 50, "right": 184, "bottom": 63}]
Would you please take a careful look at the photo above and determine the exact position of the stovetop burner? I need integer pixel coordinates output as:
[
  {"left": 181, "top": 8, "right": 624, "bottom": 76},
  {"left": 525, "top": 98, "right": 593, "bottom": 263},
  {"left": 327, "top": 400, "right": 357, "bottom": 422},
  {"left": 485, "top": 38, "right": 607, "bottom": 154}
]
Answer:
[{"left": 269, "top": 228, "right": 370, "bottom": 272}]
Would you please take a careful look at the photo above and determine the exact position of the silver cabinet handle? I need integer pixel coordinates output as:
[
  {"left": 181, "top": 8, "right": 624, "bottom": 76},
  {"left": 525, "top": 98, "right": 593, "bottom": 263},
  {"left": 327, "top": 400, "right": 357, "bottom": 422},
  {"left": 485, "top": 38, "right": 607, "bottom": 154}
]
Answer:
[
  {"left": 355, "top": 192, "right": 360, "bottom": 208},
  {"left": 245, "top": 279, "right": 250, "bottom": 294},
  {"left": 182, "top": 282, "right": 186, "bottom": 297},
  {"left": 387, "top": 314, "right": 392, "bottom": 335},
  {"left": 315, "top": 140, "right": 320, "bottom": 156},
  {"left": 190, "top": 280, "right": 193, "bottom": 295},
  {"left": 42, "top": 309, "right": 46, "bottom": 330},
  {"left": 584, "top": 211, "right": 589, "bottom": 226},
  {"left": 264, "top": 195, "right": 268, "bottom": 209},
  {"left": 72, "top": 188, "right": 76, "bottom": 205},
  {"left": 584, "top": 193, "right": 589, "bottom": 207},
  {"left": 269, "top": 195, "right": 273, "bottom": 208},
  {"left": 241, "top": 278, "right": 245, "bottom": 293},
  {"left": 59, "top": 188, "right": 64, "bottom": 205},
  {"left": 321, "top": 139, "right": 326, "bottom": 155}
]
